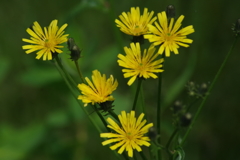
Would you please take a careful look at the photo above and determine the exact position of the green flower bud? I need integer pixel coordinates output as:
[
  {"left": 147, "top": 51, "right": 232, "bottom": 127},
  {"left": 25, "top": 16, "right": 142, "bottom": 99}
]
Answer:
[
  {"left": 70, "top": 44, "right": 81, "bottom": 61},
  {"left": 67, "top": 37, "right": 75, "bottom": 51},
  {"left": 173, "top": 101, "right": 183, "bottom": 113},
  {"left": 166, "top": 5, "right": 175, "bottom": 19},
  {"left": 148, "top": 127, "right": 157, "bottom": 140},
  {"left": 180, "top": 113, "right": 192, "bottom": 127}
]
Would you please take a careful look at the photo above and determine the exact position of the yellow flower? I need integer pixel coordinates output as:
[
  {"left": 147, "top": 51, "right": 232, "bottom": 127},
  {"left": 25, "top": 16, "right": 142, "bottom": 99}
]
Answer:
[
  {"left": 144, "top": 11, "right": 195, "bottom": 57},
  {"left": 100, "top": 111, "right": 153, "bottom": 157},
  {"left": 118, "top": 42, "right": 164, "bottom": 86},
  {"left": 22, "top": 20, "right": 69, "bottom": 60},
  {"left": 115, "top": 7, "right": 157, "bottom": 36},
  {"left": 78, "top": 70, "right": 118, "bottom": 107}
]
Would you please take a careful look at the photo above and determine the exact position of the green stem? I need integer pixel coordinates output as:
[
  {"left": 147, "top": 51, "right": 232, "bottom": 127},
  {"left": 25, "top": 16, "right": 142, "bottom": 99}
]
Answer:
[
  {"left": 93, "top": 105, "right": 110, "bottom": 132},
  {"left": 54, "top": 58, "right": 101, "bottom": 133},
  {"left": 55, "top": 56, "right": 81, "bottom": 94},
  {"left": 140, "top": 85, "right": 146, "bottom": 114},
  {"left": 186, "top": 98, "right": 200, "bottom": 112},
  {"left": 133, "top": 154, "right": 138, "bottom": 160},
  {"left": 123, "top": 153, "right": 130, "bottom": 160},
  {"left": 166, "top": 128, "right": 180, "bottom": 155},
  {"left": 139, "top": 151, "right": 148, "bottom": 160},
  {"left": 157, "top": 55, "right": 165, "bottom": 160},
  {"left": 108, "top": 110, "right": 120, "bottom": 122},
  {"left": 74, "top": 60, "right": 85, "bottom": 83},
  {"left": 180, "top": 37, "right": 239, "bottom": 145},
  {"left": 132, "top": 78, "right": 143, "bottom": 111}
]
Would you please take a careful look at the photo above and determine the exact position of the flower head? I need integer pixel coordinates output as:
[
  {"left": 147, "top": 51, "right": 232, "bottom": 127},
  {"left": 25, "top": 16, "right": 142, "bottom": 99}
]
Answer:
[
  {"left": 100, "top": 111, "right": 153, "bottom": 157},
  {"left": 22, "top": 20, "right": 69, "bottom": 60},
  {"left": 78, "top": 70, "right": 118, "bottom": 107},
  {"left": 144, "top": 11, "right": 195, "bottom": 57},
  {"left": 118, "top": 42, "right": 164, "bottom": 86},
  {"left": 115, "top": 7, "right": 157, "bottom": 36}
]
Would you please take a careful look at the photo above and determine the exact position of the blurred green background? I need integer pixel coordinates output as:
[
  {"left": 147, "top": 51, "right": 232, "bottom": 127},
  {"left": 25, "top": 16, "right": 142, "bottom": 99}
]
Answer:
[{"left": 0, "top": 0, "right": 240, "bottom": 159}]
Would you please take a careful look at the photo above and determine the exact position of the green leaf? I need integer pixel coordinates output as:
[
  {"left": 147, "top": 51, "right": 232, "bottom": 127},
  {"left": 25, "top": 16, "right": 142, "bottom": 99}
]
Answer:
[{"left": 173, "top": 146, "right": 185, "bottom": 160}]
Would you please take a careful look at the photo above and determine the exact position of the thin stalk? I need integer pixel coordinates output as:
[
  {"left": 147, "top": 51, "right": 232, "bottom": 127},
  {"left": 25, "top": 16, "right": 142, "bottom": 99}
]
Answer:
[
  {"left": 139, "top": 151, "right": 148, "bottom": 160},
  {"left": 123, "top": 153, "right": 131, "bottom": 160},
  {"left": 132, "top": 78, "right": 143, "bottom": 111},
  {"left": 157, "top": 55, "right": 165, "bottom": 160},
  {"left": 133, "top": 154, "right": 138, "bottom": 160},
  {"left": 56, "top": 59, "right": 125, "bottom": 160},
  {"left": 93, "top": 105, "right": 110, "bottom": 132},
  {"left": 55, "top": 56, "right": 81, "bottom": 94},
  {"left": 108, "top": 110, "right": 120, "bottom": 122},
  {"left": 54, "top": 59, "right": 101, "bottom": 133},
  {"left": 166, "top": 128, "right": 180, "bottom": 156},
  {"left": 186, "top": 98, "right": 200, "bottom": 112},
  {"left": 74, "top": 60, "right": 85, "bottom": 83},
  {"left": 140, "top": 85, "right": 146, "bottom": 114},
  {"left": 181, "top": 37, "right": 239, "bottom": 145}
]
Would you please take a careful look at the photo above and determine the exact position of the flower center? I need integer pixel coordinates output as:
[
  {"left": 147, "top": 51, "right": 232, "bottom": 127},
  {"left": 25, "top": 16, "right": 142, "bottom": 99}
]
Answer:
[
  {"left": 44, "top": 39, "right": 55, "bottom": 48},
  {"left": 126, "top": 132, "right": 133, "bottom": 140},
  {"left": 132, "top": 24, "right": 144, "bottom": 35},
  {"left": 165, "top": 33, "right": 172, "bottom": 41}
]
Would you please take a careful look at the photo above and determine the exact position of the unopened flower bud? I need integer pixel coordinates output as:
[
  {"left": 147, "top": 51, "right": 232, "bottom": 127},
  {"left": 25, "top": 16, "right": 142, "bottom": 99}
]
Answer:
[
  {"left": 189, "top": 81, "right": 195, "bottom": 87},
  {"left": 70, "top": 44, "right": 81, "bottom": 61},
  {"left": 232, "top": 18, "right": 240, "bottom": 36},
  {"left": 166, "top": 5, "right": 175, "bottom": 19},
  {"left": 180, "top": 113, "right": 192, "bottom": 127},
  {"left": 200, "top": 83, "right": 208, "bottom": 96},
  {"left": 173, "top": 101, "right": 183, "bottom": 113},
  {"left": 235, "top": 19, "right": 240, "bottom": 30},
  {"left": 67, "top": 37, "right": 75, "bottom": 51},
  {"left": 148, "top": 127, "right": 157, "bottom": 140}
]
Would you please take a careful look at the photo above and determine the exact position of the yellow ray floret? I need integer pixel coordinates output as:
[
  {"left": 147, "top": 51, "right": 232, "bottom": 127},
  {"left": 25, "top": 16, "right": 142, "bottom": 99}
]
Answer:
[
  {"left": 115, "top": 7, "right": 157, "bottom": 36},
  {"left": 100, "top": 110, "right": 153, "bottom": 157},
  {"left": 78, "top": 70, "right": 118, "bottom": 107},
  {"left": 118, "top": 42, "right": 164, "bottom": 85},
  {"left": 144, "top": 11, "right": 194, "bottom": 57},
  {"left": 22, "top": 20, "right": 69, "bottom": 60}
]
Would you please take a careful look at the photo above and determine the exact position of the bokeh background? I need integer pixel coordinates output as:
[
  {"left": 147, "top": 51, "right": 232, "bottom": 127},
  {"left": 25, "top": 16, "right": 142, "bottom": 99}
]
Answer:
[{"left": 0, "top": 0, "right": 240, "bottom": 159}]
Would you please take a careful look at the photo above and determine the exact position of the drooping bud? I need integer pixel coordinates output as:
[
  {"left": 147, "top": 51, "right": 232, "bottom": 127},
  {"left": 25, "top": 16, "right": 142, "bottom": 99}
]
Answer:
[
  {"left": 235, "top": 19, "right": 240, "bottom": 31},
  {"left": 186, "top": 81, "right": 196, "bottom": 96},
  {"left": 180, "top": 113, "right": 192, "bottom": 127},
  {"left": 70, "top": 44, "right": 81, "bottom": 61},
  {"left": 67, "top": 37, "right": 75, "bottom": 51},
  {"left": 232, "top": 18, "right": 240, "bottom": 36},
  {"left": 172, "top": 101, "right": 183, "bottom": 113},
  {"left": 148, "top": 127, "right": 157, "bottom": 140},
  {"left": 199, "top": 83, "right": 208, "bottom": 96},
  {"left": 67, "top": 38, "right": 81, "bottom": 61},
  {"left": 166, "top": 5, "right": 175, "bottom": 19}
]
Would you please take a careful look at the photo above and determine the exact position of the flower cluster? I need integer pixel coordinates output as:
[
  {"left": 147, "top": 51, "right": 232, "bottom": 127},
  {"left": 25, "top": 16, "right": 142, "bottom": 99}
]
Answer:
[{"left": 21, "top": 5, "right": 195, "bottom": 158}]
